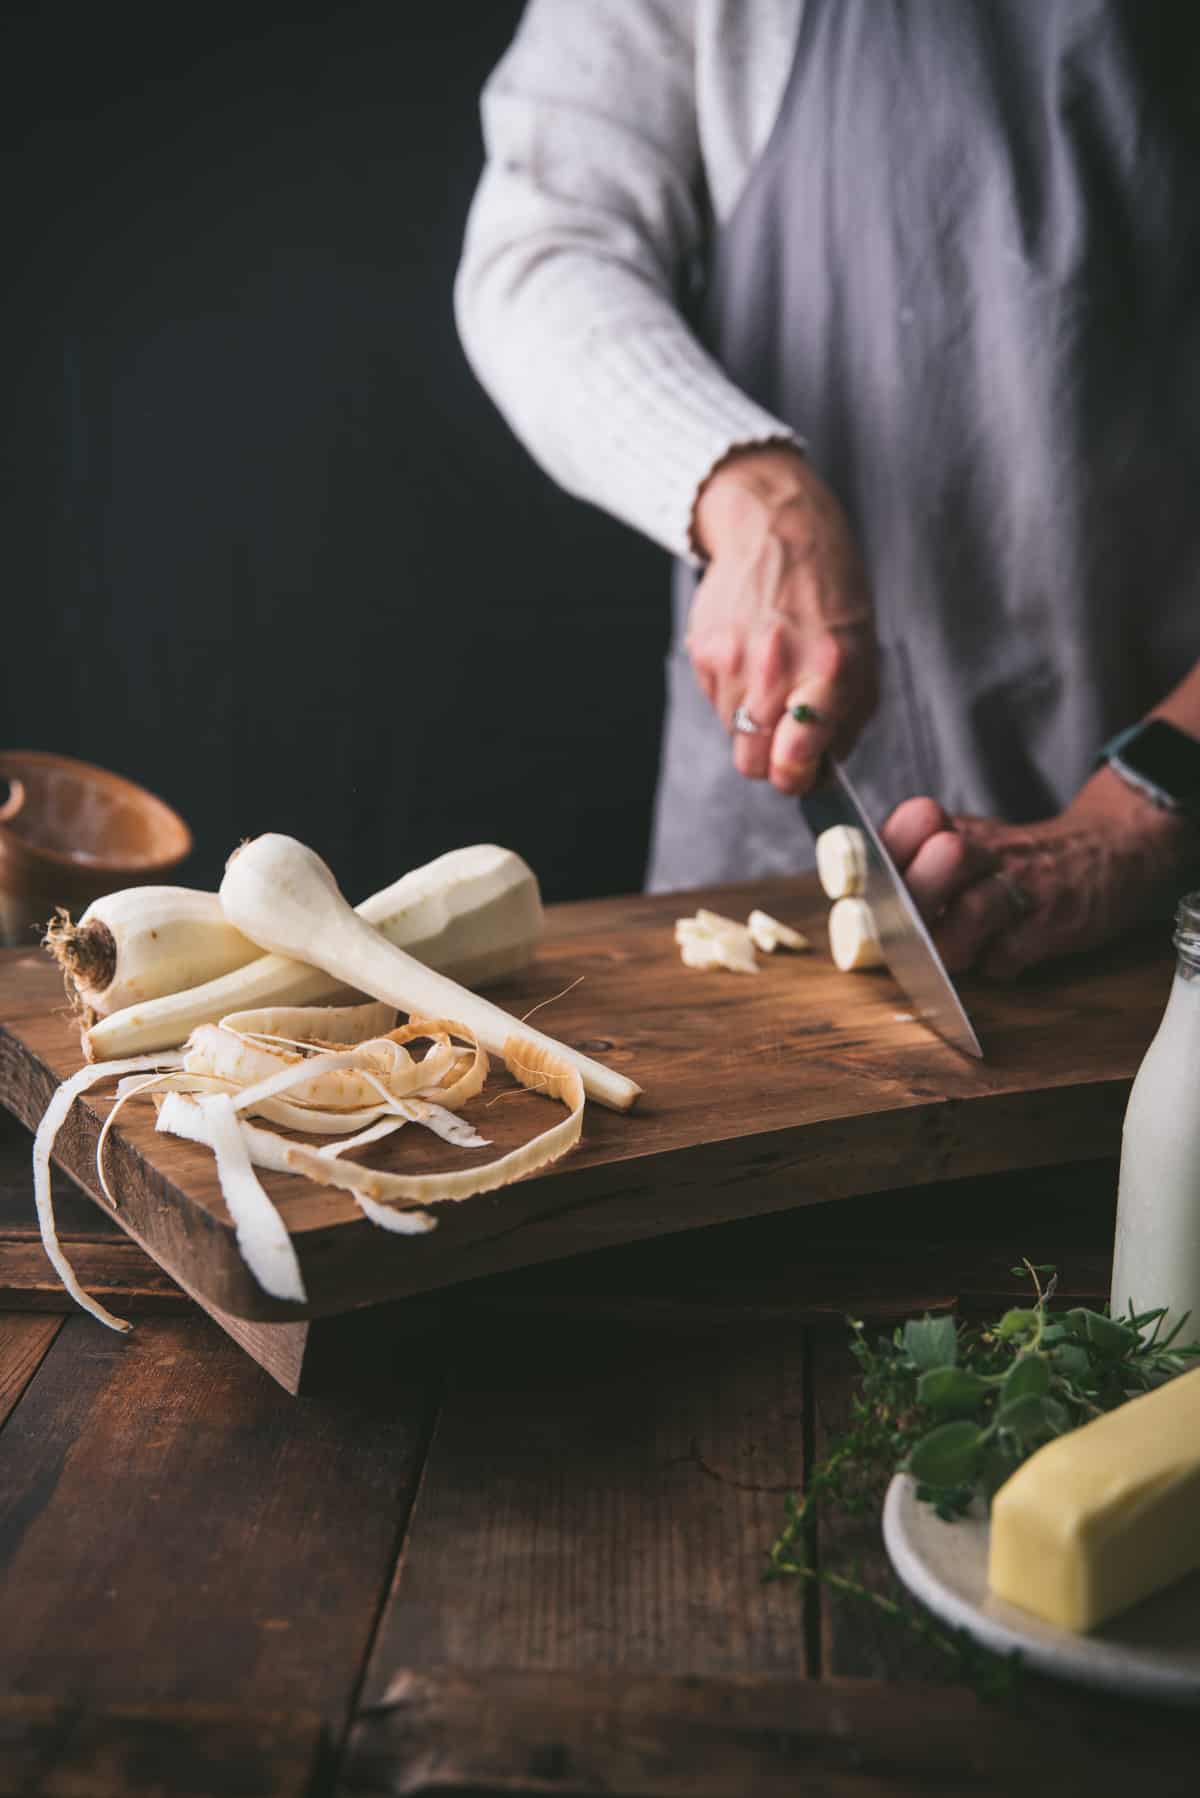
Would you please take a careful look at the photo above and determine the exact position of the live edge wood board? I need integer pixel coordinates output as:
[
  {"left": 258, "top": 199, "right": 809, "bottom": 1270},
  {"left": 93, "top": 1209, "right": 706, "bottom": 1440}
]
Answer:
[{"left": 0, "top": 875, "right": 1170, "bottom": 1328}]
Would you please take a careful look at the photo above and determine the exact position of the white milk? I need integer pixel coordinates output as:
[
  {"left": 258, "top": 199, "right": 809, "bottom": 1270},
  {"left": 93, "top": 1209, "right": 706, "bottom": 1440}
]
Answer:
[{"left": 1110, "top": 893, "right": 1200, "bottom": 1336}]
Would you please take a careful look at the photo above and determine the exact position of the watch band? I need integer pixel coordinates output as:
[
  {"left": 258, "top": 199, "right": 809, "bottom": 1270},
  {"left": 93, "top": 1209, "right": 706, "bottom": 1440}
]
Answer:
[
  {"left": 1096, "top": 722, "right": 1144, "bottom": 766},
  {"left": 1096, "top": 719, "right": 1200, "bottom": 815}
]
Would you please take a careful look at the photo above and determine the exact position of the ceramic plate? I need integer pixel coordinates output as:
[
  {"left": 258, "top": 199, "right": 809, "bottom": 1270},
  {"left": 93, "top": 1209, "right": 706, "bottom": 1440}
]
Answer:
[{"left": 882, "top": 1474, "right": 1200, "bottom": 1705}]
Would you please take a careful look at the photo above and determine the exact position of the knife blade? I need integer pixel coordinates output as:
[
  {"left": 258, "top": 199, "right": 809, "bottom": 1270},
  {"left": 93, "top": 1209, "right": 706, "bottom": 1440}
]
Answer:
[{"left": 800, "top": 764, "right": 983, "bottom": 1059}]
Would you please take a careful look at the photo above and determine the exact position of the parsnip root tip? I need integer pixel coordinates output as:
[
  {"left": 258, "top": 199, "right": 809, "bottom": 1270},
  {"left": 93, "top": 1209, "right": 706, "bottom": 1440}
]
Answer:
[{"left": 43, "top": 910, "right": 117, "bottom": 994}]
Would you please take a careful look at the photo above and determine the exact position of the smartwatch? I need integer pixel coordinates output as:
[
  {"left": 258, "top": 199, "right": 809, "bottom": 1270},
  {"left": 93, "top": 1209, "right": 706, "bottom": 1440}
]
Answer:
[{"left": 1097, "top": 718, "right": 1200, "bottom": 816}]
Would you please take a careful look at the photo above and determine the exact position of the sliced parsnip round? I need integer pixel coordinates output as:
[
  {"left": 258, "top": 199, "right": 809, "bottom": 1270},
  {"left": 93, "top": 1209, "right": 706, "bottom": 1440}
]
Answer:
[
  {"left": 816, "top": 826, "right": 868, "bottom": 900},
  {"left": 747, "top": 909, "right": 811, "bottom": 954},
  {"left": 678, "top": 938, "right": 725, "bottom": 972},
  {"left": 694, "top": 908, "right": 749, "bottom": 934},
  {"left": 674, "top": 911, "right": 759, "bottom": 974},
  {"left": 828, "top": 896, "right": 886, "bottom": 971}
]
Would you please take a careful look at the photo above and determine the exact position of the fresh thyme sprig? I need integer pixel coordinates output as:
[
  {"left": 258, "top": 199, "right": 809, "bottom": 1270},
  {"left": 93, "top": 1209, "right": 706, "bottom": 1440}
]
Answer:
[{"left": 765, "top": 1262, "right": 1200, "bottom": 1694}]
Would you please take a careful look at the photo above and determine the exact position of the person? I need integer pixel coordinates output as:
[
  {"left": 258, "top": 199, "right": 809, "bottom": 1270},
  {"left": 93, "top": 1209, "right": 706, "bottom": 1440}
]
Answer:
[{"left": 456, "top": 0, "right": 1200, "bottom": 977}]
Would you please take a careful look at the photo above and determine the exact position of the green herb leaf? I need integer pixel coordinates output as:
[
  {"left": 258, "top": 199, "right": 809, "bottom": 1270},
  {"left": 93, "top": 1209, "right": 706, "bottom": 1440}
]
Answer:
[
  {"left": 994, "top": 1308, "right": 1038, "bottom": 1341},
  {"left": 1049, "top": 1343, "right": 1090, "bottom": 1380},
  {"left": 1001, "top": 1354, "right": 1049, "bottom": 1402},
  {"left": 1065, "top": 1308, "right": 1137, "bottom": 1357},
  {"left": 907, "top": 1420, "right": 984, "bottom": 1485},
  {"left": 917, "top": 1366, "right": 990, "bottom": 1417},
  {"left": 767, "top": 1256, "right": 1200, "bottom": 1702},
  {"left": 903, "top": 1315, "right": 958, "bottom": 1370},
  {"left": 994, "top": 1393, "right": 1068, "bottom": 1446},
  {"left": 980, "top": 1444, "right": 1023, "bottom": 1502}
]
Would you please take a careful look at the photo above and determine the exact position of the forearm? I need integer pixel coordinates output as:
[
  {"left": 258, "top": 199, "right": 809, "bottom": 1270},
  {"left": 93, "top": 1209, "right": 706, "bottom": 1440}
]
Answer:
[
  {"left": 457, "top": 230, "right": 799, "bottom": 559},
  {"left": 1151, "top": 658, "right": 1200, "bottom": 739},
  {"left": 455, "top": 0, "right": 799, "bottom": 560},
  {"left": 1068, "top": 659, "right": 1200, "bottom": 884}
]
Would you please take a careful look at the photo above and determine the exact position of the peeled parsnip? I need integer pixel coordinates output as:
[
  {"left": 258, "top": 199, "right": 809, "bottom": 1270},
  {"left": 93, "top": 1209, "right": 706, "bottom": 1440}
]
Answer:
[
  {"left": 220, "top": 834, "right": 641, "bottom": 1113},
  {"left": 85, "top": 844, "right": 543, "bottom": 1061},
  {"left": 815, "top": 826, "right": 868, "bottom": 900},
  {"left": 828, "top": 896, "right": 885, "bottom": 971},
  {"left": 45, "top": 887, "right": 259, "bottom": 1020}
]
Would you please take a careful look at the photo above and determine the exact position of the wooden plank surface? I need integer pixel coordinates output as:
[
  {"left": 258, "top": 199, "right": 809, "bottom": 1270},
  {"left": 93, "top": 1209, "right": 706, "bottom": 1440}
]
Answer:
[
  {"left": 0, "top": 1698, "right": 323, "bottom": 1798},
  {"left": 2, "top": 1153, "right": 1174, "bottom": 1798},
  {"left": 0, "top": 879, "right": 1170, "bottom": 1323},
  {"left": 0, "top": 1106, "right": 186, "bottom": 1316},
  {"left": 0, "top": 1104, "right": 115, "bottom": 1237},
  {"left": 0, "top": 1237, "right": 185, "bottom": 1314},
  {"left": 344, "top": 1667, "right": 1200, "bottom": 1797},
  {"left": 362, "top": 1315, "right": 808, "bottom": 1691},
  {"left": 0, "top": 1315, "right": 61, "bottom": 1429},
  {"left": 0, "top": 1083, "right": 1118, "bottom": 1406},
  {"left": 0, "top": 1312, "right": 434, "bottom": 1730},
  {"left": 811, "top": 1332, "right": 955, "bottom": 1688}
]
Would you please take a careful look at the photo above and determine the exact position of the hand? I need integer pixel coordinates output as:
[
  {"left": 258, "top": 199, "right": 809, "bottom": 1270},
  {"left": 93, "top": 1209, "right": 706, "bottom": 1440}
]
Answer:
[
  {"left": 688, "top": 444, "right": 877, "bottom": 793},
  {"left": 881, "top": 771, "right": 1194, "bottom": 979}
]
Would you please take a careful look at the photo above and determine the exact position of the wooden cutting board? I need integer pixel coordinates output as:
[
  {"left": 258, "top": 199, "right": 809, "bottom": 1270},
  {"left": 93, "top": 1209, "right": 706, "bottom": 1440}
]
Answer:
[{"left": 0, "top": 875, "right": 1170, "bottom": 1330}]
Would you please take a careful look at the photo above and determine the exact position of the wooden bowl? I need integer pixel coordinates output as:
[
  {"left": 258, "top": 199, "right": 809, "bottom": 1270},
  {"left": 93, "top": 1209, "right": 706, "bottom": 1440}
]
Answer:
[{"left": 0, "top": 751, "right": 192, "bottom": 948}]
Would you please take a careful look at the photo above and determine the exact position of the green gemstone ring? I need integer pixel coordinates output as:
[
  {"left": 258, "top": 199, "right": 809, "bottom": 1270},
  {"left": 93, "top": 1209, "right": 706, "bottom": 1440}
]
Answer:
[{"left": 789, "top": 702, "right": 823, "bottom": 726}]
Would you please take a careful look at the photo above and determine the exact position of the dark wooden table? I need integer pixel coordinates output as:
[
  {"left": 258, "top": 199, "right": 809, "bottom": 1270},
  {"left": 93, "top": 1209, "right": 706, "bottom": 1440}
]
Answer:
[{"left": 2, "top": 1105, "right": 1197, "bottom": 1797}]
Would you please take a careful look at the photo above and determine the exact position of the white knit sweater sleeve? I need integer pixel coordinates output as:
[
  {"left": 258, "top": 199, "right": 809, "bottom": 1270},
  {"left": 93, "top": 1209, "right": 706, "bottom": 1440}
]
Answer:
[{"left": 454, "top": 0, "right": 799, "bottom": 561}]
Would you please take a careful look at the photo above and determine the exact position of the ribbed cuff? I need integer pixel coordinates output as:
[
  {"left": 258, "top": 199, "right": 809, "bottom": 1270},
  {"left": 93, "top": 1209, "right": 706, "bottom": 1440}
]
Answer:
[{"left": 568, "top": 318, "right": 803, "bottom": 562}]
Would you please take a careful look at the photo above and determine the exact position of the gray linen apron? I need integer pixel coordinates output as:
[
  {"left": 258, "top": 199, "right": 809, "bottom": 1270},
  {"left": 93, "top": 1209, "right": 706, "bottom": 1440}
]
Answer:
[{"left": 647, "top": 0, "right": 1200, "bottom": 892}]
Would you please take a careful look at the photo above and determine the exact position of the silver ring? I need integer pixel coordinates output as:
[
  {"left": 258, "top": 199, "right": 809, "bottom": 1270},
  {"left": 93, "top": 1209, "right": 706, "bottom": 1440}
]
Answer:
[
  {"left": 994, "top": 870, "right": 1033, "bottom": 920},
  {"left": 732, "top": 703, "right": 766, "bottom": 736}
]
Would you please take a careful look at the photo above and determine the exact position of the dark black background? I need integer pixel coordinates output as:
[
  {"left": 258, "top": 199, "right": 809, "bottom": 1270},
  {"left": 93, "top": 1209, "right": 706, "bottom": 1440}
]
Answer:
[{"left": 2, "top": 2, "right": 670, "bottom": 904}]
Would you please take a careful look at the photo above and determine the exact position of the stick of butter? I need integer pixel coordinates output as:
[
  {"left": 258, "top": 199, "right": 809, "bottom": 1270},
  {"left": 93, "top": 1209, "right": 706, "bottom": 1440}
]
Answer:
[{"left": 988, "top": 1364, "right": 1200, "bottom": 1632}]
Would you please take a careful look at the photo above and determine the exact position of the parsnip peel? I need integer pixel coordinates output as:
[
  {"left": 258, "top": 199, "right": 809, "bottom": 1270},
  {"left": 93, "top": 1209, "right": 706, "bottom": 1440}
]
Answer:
[
  {"left": 280, "top": 1036, "right": 584, "bottom": 1211},
  {"left": 33, "top": 1053, "right": 184, "bottom": 1333},
  {"left": 36, "top": 1000, "right": 588, "bottom": 1328}
]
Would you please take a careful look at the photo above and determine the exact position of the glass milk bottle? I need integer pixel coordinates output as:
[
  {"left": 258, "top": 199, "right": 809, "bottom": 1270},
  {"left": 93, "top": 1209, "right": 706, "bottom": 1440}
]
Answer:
[{"left": 1110, "top": 893, "right": 1200, "bottom": 1335}]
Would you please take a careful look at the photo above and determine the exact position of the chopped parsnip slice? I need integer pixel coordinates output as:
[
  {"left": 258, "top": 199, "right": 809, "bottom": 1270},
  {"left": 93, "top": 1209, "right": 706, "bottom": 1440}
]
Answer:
[
  {"left": 674, "top": 910, "right": 758, "bottom": 974},
  {"left": 828, "top": 896, "right": 885, "bottom": 971},
  {"left": 747, "top": 909, "right": 810, "bottom": 954},
  {"left": 816, "top": 826, "right": 868, "bottom": 900}
]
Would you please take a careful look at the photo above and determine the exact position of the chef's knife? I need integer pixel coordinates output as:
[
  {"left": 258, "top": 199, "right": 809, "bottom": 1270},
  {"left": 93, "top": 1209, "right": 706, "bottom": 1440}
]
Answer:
[{"left": 800, "top": 763, "right": 983, "bottom": 1059}]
